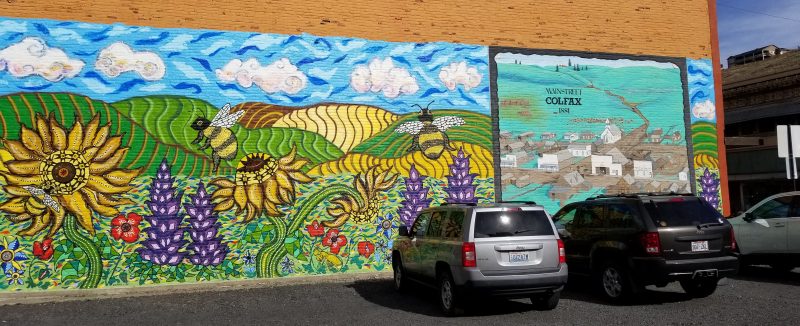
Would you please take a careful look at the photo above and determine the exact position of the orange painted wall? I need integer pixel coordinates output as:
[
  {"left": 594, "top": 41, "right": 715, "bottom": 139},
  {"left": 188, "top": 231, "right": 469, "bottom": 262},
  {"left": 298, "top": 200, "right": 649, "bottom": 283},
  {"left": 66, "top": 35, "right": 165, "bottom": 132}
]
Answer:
[{"left": 1, "top": 0, "right": 713, "bottom": 59}]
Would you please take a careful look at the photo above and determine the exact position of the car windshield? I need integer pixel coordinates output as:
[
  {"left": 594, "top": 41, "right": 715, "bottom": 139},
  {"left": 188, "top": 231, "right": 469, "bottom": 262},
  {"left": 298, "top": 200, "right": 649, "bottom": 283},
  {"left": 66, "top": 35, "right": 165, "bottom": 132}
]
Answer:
[
  {"left": 644, "top": 198, "right": 724, "bottom": 227},
  {"left": 474, "top": 210, "right": 553, "bottom": 238}
]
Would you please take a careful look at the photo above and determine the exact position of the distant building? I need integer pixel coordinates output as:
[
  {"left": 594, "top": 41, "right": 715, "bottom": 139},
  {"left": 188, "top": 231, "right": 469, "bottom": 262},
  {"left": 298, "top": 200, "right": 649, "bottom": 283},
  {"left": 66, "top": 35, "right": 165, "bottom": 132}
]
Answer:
[
  {"left": 500, "top": 154, "right": 517, "bottom": 168},
  {"left": 726, "top": 44, "right": 793, "bottom": 67},
  {"left": 499, "top": 131, "right": 513, "bottom": 139},
  {"left": 538, "top": 150, "right": 573, "bottom": 172},
  {"left": 633, "top": 160, "right": 653, "bottom": 179},
  {"left": 563, "top": 132, "right": 579, "bottom": 142},
  {"left": 604, "top": 147, "right": 630, "bottom": 165},
  {"left": 591, "top": 154, "right": 622, "bottom": 176},
  {"left": 567, "top": 143, "right": 592, "bottom": 157},
  {"left": 541, "top": 132, "right": 556, "bottom": 140},
  {"left": 649, "top": 128, "right": 663, "bottom": 143},
  {"left": 562, "top": 171, "right": 585, "bottom": 187},
  {"left": 504, "top": 142, "right": 525, "bottom": 152},
  {"left": 600, "top": 119, "right": 623, "bottom": 144},
  {"left": 518, "top": 131, "right": 535, "bottom": 141},
  {"left": 580, "top": 131, "right": 596, "bottom": 141}
]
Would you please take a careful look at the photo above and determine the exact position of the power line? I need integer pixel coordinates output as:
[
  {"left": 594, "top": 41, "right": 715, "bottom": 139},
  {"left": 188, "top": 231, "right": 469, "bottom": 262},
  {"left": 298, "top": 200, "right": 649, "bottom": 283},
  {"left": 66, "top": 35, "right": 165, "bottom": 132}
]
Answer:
[{"left": 717, "top": 2, "right": 800, "bottom": 23}]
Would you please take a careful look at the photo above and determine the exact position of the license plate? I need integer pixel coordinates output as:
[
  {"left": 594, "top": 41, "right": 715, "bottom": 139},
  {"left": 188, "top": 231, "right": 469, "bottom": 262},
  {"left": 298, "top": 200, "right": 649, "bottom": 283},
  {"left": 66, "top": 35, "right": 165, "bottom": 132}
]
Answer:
[
  {"left": 691, "top": 241, "right": 709, "bottom": 252},
  {"left": 509, "top": 252, "right": 529, "bottom": 263}
]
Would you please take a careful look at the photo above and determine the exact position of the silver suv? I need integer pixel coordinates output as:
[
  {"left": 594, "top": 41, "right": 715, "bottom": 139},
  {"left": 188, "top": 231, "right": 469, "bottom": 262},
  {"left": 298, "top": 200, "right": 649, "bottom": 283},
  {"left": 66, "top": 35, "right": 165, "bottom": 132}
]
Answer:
[{"left": 391, "top": 202, "right": 568, "bottom": 315}]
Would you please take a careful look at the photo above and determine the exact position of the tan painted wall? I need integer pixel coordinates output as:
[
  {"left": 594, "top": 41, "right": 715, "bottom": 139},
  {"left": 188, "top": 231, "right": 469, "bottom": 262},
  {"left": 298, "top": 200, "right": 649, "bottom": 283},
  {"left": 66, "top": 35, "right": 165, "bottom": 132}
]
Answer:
[{"left": 0, "top": 0, "right": 712, "bottom": 58}]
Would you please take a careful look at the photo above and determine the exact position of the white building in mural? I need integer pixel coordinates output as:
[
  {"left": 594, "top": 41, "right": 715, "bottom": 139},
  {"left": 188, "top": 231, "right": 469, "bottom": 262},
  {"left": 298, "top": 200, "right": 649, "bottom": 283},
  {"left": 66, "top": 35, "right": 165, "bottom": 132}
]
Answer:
[
  {"left": 634, "top": 160, "right": 654, "bottom": 179},
  {"left": 600, "top": 119, "right": 623, "bottom": 144},
  {"left": 678, "top": 167, "right": 689, "bottom": 181},
  {"left": 591, "top": 155, "right": 622, "bottom": 176},
  {"left": 567, "top": 144, "right": 592, "bottom": 157},
  {"left": 500, "top": 154, "right": 517, "bottom": 168},
  {"left": 538, "top": 150, "right": 573, "bottom": 172},
  {"left": 563, "top": 132, "right": 579, "bottom": 142}
]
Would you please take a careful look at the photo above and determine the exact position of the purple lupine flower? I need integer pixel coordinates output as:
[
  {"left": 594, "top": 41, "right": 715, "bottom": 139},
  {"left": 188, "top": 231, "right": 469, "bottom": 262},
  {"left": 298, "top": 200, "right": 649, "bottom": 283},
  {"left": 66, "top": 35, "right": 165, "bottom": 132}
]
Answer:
[
  {"left": 138, "top": 159, "right": 187, "bottom": 265},
  {"left": 444, "top": 148, "right": 479, "bottom": 204},
  {"left": 699, "top": 168, "right": 721, "bottom": 209},
  {"left": 186, "top": 182, "right": 228, "bottom": 266},
  {"left": 397, "top": 164, "right": 432, "bottom": 226}
]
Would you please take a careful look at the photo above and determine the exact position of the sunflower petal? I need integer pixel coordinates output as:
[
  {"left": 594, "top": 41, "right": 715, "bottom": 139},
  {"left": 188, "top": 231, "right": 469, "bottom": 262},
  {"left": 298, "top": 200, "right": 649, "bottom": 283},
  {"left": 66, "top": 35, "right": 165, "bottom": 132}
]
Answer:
[
  {"left": 2, "top": 140, "right": 38, "bottom": 160},
  {"left": 61, "top": 192, "right": 95, "bottom": 234},
  {"left": 5, "top": 159, "right": 41, "bottom": 176},
  {"left": 321, "top": 214, "right": 348, "bottom": 228},
  {"left": 288, "top": 171, "right": 313, "bottom": 183},
  {"left": 277, "top": 186, "right": 293, "bottom": 204},
  {"left": 246, "top": 183, "right": 264, "bottom": 212},
  {"left": 82, "top": 147, "right": 99, "bottom": 162},
  {"left": 81, "top": 188, "right": 119, "bottom": 217},
  {"left": 6, "top": 212, "right": 32, "bottom": 223},
  {"left": 0, "top": 197, "right": 27, "bottom": 214},
  {"left": 47, "top": 206, "right": 65, "bottom": 237},
  {"left": 244, "top": 202, "right": 256, "bottom": 223},
  {"left": 211, "top": 187, "right": 233, "bottom": 200},
  {"left": 285, "top": 159, "right": 308, "bottom": 171},
  {"left": 24, "top": 197, "right": 46, "bottom": 216},
  {"left": 93, "top": 136, "right": 122, "bottom": 162},
  {"left": 87, "top": 175, "right": 132, "bottom": 194},
  {"left": 278, "top": 146, "right": 297, "bottom": 165},
  {"left": 233, "top": 185, "right": 247, "bottom": 210},
  {"left": 103, "top": 168, "right": 141, "bottom": 186},
  {"left": 263, "top": 179, "right": 281, "bottom": 205},
  {"left": 66, "top": 120, "right": 85, "bottom": 151},
  {"left": 49, "top": 117, "right": 68, "bottom": 150},
  {"left": 19, "top": 212, "right": 50, "bottom": 237},
  {"left": 264, "top": 199, "right": 282, "bottom": 217},
  {"left": 36, "top": 115, "right": 53, "bottom": 153},
  {"left": 210, "top": 178, "right": 236, "bottom": 188},
  {"left": 214, "top": 198, "right": 234, "bottom": 212},
  {"left": 89, "top": 148, "right": 128, "bottom": 174},
  {"left": 2, "top": 186, "right": 32, "bottom": 197},
  {"left": 96, "top": 193, "right": 134, "bottom": 206},
  {"left": 93, "top": 124, "right": 110, "bottom": 147},
  {"left": 20, "top": 125, "right": 45, "bottom": 156},
  {"left": 275, "top": 171, "right": 292, "bottom": 194},
  {"left": 1, "top": 172, "right": 43, "bottom": 186},
  {"left": 82, "top": 115, "right": 101, "bottom": 149}
]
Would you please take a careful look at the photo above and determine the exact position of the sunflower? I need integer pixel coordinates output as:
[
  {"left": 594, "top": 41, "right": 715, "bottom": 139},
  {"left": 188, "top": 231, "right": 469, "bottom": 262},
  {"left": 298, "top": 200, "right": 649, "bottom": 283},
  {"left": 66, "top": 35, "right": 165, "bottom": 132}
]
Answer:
[
  {"left": 323, "top": 167, "right": 398, "bottom": 227},
  {"left": 210, "top": 147, "right": 312, "bottom": 223},
  {"left": 0, "top": 114, "right": 140, "bottom": 236}
]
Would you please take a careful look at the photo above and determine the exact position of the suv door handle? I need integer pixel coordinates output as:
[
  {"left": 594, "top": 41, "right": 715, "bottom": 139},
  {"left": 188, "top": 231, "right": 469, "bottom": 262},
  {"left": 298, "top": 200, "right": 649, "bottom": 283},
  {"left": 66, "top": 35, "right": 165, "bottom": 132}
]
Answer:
[{"left": 773, "top": 223, "right": 786, "bottom": 227}]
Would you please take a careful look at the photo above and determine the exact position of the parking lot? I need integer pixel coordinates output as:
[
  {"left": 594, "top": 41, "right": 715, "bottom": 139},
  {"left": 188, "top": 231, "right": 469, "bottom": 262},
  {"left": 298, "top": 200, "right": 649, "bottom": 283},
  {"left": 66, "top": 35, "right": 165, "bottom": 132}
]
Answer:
[{"left": 0, "top": 265, "right": 798, "bottom": 325}]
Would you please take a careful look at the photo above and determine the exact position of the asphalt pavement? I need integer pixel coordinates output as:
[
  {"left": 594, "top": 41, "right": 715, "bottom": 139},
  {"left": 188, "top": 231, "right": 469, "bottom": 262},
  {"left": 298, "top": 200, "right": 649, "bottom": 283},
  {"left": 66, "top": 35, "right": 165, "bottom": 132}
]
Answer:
[{"left": 1, "top": 265, "right": 799, "bottom": 325}]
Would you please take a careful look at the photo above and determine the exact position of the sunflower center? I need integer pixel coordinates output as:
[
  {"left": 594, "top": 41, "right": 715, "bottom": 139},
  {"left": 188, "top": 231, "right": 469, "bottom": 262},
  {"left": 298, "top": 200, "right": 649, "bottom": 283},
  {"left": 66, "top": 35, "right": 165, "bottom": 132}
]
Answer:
[
  {"left": 40, "top": 150, "right": 89, "bottom": 195},
  {"left": 0, "top": 250, "right": 12, "bottom": 262},
  {"left": 121, "top": 223, "right": 132, "bottom": 232},
  {"left": 236, "top": 153, "right": 278, "bottom": 185}
]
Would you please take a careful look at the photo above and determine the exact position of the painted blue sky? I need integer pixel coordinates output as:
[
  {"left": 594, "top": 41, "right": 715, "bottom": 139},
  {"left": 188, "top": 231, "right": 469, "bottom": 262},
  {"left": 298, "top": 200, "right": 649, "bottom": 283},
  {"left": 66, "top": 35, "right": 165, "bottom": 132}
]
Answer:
[
  {"left": 0, "top": 17, "right": 490, "bottom": 115},
  {"left": 718, "top": 0, "right": 800, "bottom": 67}
]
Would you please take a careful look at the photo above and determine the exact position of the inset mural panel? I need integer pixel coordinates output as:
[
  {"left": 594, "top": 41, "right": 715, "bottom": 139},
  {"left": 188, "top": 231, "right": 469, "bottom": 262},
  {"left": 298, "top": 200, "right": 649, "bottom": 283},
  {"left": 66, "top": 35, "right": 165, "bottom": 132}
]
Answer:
[
  {"left": 492, "top": 48, "right": 693, "bottom": 212},
  {"left": 687, "top": 58, "right": 722, "bottom": 211}
]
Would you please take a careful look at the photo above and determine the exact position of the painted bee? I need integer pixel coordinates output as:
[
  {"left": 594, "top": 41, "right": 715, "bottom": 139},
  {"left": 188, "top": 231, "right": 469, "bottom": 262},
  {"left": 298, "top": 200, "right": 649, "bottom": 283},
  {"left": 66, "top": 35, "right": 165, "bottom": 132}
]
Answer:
[
  {"left": 395, "top": 101, "right": 465, "bottom": 160},
  {"left": 191, "top": 103, "right": 246, "bottom": 172},
  {"left": 22, "top": 185, "right": 61, "bottom": 213}
]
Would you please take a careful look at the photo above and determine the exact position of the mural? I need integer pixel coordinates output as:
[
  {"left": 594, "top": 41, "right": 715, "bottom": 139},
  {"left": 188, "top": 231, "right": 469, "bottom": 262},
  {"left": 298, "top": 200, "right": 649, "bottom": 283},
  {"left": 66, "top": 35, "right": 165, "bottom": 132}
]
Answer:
[
  {"left": 0, "top": 17, "right": 495, "bottom": 291},
  {"left": 686, "top": 58, "right": 722, "bottom": 211},
  {"left": 493, "top": 49, "right": 693, "bottom": 212}
]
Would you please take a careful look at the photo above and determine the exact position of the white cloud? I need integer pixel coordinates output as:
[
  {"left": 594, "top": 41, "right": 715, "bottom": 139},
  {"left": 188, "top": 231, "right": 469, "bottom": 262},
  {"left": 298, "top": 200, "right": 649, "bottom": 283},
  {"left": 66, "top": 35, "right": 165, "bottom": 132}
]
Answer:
[
  {"left": 439, "top": 61, "right": 482, "bottom": 91},
  {"left": 692, "top": 100, "right": 716, "bottom": 120},
  {"left": 95, "top": 42, "right": 166, "bottom": 81},
  {"left": 216, "top": 58, "right": 307, "bottom": 94},
  {"left": 0, "top": 37, "right": 84, "bottom": 82},
  {"left": 350, "top": 57, "right": 419, "bottom": 98}
]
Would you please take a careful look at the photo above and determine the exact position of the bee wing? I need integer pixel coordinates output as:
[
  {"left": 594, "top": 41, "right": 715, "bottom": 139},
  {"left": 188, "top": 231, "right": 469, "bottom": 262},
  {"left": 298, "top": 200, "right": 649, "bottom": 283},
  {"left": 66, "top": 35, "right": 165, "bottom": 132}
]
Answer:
[
  {"left": 22, "top": 185, "right": 45, "bottom": 196},
  {"left": 394, "top": 121, "right": 424, "bottom": 135},
  {"left": 43, "top": 194, "right": 60, "bottom": 212},
  {"left": 210, "top": 103, "right": 245, "bottom": 128},
  {"left": 432, "top": 116, "right": 465, "bottom": 131}
]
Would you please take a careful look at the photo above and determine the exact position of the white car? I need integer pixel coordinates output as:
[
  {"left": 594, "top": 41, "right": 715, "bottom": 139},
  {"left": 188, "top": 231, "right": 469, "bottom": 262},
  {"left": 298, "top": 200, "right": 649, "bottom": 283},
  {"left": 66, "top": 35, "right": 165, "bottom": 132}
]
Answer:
[{"left": 728, "top": 191, "right": 800, "bottom": 271}]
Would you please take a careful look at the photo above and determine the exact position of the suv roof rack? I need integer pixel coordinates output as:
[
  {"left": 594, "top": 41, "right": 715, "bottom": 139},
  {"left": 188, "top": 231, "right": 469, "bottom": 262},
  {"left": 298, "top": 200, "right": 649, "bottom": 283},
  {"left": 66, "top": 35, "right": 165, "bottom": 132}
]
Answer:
[
  {"left": 586, "top": 192, "right": 694, "bottom": 200},
  {"left": 439, "top": 202, "right": 477, "bottom": 206},
  {"left": 497, "top": 200, "right": 538, "bottom": 205}
]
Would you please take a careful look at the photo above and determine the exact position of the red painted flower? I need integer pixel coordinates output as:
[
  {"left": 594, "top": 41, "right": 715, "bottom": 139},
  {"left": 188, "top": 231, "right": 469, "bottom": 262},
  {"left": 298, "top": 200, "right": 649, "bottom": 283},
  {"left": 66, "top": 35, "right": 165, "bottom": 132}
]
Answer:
[
  {"left": 357, "top": 241, "right": 375, "bottom": 259},
  {"left": 306, "top": 220, "right": 325, "bottom": 237},
  {"left": 33, "top": 238, "right": 54, "bottom": 260},
  {"left": 111, "top": 213, "right": 142, "bottom": 243},
  {"left": 322, "top": 228, "right": 347, "bottom": 254}
]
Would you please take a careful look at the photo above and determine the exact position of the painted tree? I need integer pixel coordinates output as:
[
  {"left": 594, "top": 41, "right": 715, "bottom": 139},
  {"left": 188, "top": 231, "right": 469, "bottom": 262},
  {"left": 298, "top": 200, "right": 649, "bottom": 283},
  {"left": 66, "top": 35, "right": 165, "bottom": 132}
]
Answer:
[
  {"left": 138, "top": 159, "right": 187, "bottom": 265},
  {"left": 398, "top": 164, "right": 433, "bottom": 226},
  {"left": 444, "top": 148, "right": 479, "bottom": 204},
  {"left": 186, "top": 182, "right": 228, "bottom": 266},
  {"left": 699, "top": 168, "right": 721, "bottom": 209}
]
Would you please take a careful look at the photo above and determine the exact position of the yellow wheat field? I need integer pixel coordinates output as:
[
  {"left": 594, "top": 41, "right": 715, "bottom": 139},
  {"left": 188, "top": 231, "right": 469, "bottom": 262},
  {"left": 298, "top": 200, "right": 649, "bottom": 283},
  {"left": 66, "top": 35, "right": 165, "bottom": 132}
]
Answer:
[
  {"left": 309, "top": 142, "right": 494, "bottom": 178},
  {"left": 694, "top": 153, "right": 719, "bottom": 169},
  {"left": 272, "top": 104, "right": 399, "bottom": 153}
]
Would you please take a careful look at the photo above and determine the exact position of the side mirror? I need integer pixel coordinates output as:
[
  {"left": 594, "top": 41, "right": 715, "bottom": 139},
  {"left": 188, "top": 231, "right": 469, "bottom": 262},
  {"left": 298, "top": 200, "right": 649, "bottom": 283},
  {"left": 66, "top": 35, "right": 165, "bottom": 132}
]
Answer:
[
  {"left": 743, "top": 212, "right": 755, "bottom": 222},
  {"left": 398, "top": 226, "right": 410, "bottom": 237}
]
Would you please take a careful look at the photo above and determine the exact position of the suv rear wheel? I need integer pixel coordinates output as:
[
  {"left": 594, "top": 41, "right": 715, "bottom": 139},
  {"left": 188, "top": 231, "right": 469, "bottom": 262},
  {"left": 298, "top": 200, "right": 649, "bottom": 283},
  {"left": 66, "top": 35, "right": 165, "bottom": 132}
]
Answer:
[
  {"left": 392, "top": 256, "right": 408, "bottom": 292},
  {"left": 531, "top": 291, "right": 560, "bottom": 310},
  {"left": 597, "top": 261, "right": 634, "bottom": 303},
  {"left": 680, "top": 278, "right": 718, "bottom": 298},
  {"left": 438, "top": 270, "right": 461, "bottom": 316}
]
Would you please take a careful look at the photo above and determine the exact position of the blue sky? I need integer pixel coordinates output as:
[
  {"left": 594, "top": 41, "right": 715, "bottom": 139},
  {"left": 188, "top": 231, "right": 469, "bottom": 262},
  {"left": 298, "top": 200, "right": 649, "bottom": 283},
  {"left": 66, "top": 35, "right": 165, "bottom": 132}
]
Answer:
[{"left": 717, "top": 0, "right": 800, "bottom": 67}]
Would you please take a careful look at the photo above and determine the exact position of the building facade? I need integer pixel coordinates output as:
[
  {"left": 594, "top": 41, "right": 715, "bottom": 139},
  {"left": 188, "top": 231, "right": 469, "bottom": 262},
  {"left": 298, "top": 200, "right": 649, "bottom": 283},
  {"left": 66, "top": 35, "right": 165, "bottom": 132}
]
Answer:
[{"left": 0, "top": 0, "right": 726, "bottom": 292}]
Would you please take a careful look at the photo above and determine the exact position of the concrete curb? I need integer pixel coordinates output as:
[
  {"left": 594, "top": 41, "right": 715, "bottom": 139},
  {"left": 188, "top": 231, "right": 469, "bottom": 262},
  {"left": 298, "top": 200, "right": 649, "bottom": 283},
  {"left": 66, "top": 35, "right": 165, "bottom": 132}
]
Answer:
[{"left": 0, "top": 271, "right": 393, "bottom": 306}]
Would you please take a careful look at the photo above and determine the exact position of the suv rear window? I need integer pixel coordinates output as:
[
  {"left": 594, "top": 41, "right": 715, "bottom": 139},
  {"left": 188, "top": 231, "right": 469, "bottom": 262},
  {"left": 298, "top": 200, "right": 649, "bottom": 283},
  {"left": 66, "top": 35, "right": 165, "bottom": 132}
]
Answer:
[
  {"left": 644, "top": 198, "right": 723, "bottom": 227},
  {"left": 474, "top": 210, "right": 553, "bottom": 238}
]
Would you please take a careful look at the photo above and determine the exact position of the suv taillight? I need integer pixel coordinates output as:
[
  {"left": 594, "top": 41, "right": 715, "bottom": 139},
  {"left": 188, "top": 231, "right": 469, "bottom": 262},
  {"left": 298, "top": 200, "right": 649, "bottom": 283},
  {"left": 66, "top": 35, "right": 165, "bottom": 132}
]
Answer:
[
  {"left": 462, "top": 242, "right": 476, "bottom": 267},
  {"left": 639, "top": 232, "right": 661, "bottom": 256},
  {"left": 730, "top": 227, "right": 737, "bottom": 252},
  {"left": 557, "top": 239, "right": 566, "bottom": 264}
]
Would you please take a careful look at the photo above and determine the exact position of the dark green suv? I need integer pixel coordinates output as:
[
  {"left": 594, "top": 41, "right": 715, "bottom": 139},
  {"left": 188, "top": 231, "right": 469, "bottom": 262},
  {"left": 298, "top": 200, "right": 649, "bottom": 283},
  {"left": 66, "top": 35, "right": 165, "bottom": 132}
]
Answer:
[{"left": 552, "top": 193, "right": 739, "bottom": 302}]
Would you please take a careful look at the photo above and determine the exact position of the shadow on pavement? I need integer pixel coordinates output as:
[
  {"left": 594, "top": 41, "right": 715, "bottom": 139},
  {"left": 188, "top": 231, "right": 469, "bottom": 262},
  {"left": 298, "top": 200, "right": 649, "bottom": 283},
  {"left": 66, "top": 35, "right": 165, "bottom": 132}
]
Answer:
[
  {"left": 731, "top": 265, "right": 800, "bottom": 286},
  {"left": 560, "top": 276, "right": 692, "bottom": 306},
  {"left": 348, "top": 279, "right": 537, "bottom": 317}
]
